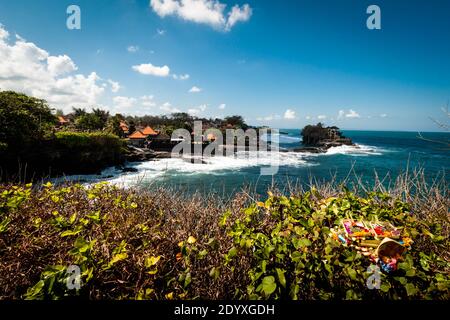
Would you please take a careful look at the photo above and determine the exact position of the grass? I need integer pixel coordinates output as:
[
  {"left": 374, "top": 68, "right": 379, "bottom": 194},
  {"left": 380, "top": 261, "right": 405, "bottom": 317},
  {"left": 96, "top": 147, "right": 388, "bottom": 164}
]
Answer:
[{"left": 0, "top": 170, "right": 448, "bottom": 300}]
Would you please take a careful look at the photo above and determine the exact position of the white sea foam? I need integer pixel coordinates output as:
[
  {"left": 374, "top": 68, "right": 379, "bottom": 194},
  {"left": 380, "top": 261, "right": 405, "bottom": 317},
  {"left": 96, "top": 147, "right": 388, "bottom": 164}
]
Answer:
[
  {"left": 53, "top": 150, "right": 314, "bottom": 187},
  {"left": 52, "top": 143, "right": 385, "bottom": 187},
  {"left": 323, "top": 144, "right": 384, "bottom": 156}
]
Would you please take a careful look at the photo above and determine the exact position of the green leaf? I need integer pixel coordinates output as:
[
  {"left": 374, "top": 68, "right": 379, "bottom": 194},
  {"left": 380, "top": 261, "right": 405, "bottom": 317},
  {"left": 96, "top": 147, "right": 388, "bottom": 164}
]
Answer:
[
  {"left": 198, "top": 249, "right": 208, "bottom": 259},
  {"left": 219, "top": 211, "right": 231, "bottom": 227},
  {"left": 73, "top": 237, "right": 90, "bottom": 252},
  {"left": 276, "top": 268, "right": 286, "bottom": 288},
  {"left": 60, "top": 229, "right": 82, "bottom": 237},
  {"left": 405, "top": 283, "right": 418, "bottom": 296},
  {"left": 209, "top": 267, "right": 220, "bottom": 280},
  {"left": 290, "top": 284, "right": 300, "bottom": 300},
  {"left": 0, "top": 217, "right": 11, "bottom": 233},
  {"left": 405, "top": 268, "right": 416, "bottom": 277},
  {"left": 260, "top": 276, "right": 277, "bottom": 297},
  {"left": 261, "top": 260, "right": 267, "bottom": 273},
  {"left": 145, "top": 256, "right": 161, "bottom": 268},
  {"left": 380, "top": 282, "right": 391, "bottom": 293},
  {"left": 228, "top": 247, "right": 237, "bottom": 258},
  {"left": 69, "top": 213, "right": 77, "bottom": 224},
  {"left": 292, "top": 238, "right": 311, "bottom": 249},
  {"left": 24, "top": 280, "right": 45, "bottom": 300},
  {"left": 395, "top": 277, "right": 407, "bottom": 285},
  {"left": 184, "top": 272, "right": 192, "bottom": 288},
  {"left": 347, "top": 267, "right": 357, "bottom": 281},
  {"left": 109, "top": 252, "right": 128, "bottom": 265}
]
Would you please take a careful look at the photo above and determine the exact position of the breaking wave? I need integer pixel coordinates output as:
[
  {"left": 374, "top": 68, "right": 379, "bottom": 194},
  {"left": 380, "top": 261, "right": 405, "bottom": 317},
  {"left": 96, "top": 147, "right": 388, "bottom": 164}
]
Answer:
[
  {"left": 322, "top": 144, "right": 385, "bottom": 156},
  {"left": 52, "top": 143, "right": 386, "bottom": 187}
]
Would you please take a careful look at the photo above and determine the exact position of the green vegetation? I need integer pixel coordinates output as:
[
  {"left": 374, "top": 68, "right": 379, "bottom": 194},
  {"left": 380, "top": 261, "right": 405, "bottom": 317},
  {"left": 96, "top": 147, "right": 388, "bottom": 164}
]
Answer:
[
  {"left": 124, "top": 113, "right": 248, "bottom": 132},
  {"left": 0, "top": 91, "right": 56, "bottom": 152},
  {"left": 0, "top": 90, "right": 251, "bottom": 181},
  {"left": 0, "top": 91, "right": 125, "bottom": 180},
  {"left": 51, "top": 132, "right": 126, "bottom": 175},
  {"left": 54, "top": 131, "right": 122, "bottom": 149},
  {"left": 301, "top": 123, "right": 345, "bottom": 146},
  {"left": 0, "top": 175, "right": 448, "bottom": 300}
]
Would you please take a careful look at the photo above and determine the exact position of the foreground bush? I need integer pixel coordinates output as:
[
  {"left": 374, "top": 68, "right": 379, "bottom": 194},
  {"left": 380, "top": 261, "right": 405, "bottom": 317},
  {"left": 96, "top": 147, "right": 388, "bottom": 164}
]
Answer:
[{"left": 0, "top": 181, "right": 448, "bottom": 300}]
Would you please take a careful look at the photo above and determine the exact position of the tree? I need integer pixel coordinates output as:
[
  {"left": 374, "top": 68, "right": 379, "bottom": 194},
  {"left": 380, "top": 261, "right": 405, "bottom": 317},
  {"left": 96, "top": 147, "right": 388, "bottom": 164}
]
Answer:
[
  {"left": 72, "top": 107, "right": 87, "bottom": 118},
  {"left": 224, "top": 115, "right": 248, "bottom": 129},
  {"left": 92, "top": 108, "right": 110, "bottom": 127},
  {"left": 75, "top": 113, "right": 104, "bottom": 131},
  {"left": 128, "top": 120, "right": 136, "bottom": 134},
  {"left": 105, "top": 115, "right": 123, "bottom": 137},
  {"left": 0, "top": 91, "right": 56, "bottom": 151},
  {"left": 301, "top": 123, "right": 331, "bottom": 145}
]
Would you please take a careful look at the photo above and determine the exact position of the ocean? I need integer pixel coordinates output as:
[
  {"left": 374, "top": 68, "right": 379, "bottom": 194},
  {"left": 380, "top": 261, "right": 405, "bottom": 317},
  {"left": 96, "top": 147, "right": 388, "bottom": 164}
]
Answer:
[{"left": 56, "top": 130, "right": 449, "bottom": 196}]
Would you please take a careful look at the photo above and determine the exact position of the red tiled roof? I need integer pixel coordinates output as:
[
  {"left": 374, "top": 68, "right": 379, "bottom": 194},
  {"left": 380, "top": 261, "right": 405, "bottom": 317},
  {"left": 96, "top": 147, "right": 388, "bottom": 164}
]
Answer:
[
  {"left": 128, "top": 131, "right": 148, "bottom": 139},
  {"left": 142, "top": 126, "right": 158, "bottom": 135},
  {"left": 58, "top": 116, "right": 69, "bottom": 123},
  {"left": 119, "top": 121, "right": 129, "bottom": 132}
]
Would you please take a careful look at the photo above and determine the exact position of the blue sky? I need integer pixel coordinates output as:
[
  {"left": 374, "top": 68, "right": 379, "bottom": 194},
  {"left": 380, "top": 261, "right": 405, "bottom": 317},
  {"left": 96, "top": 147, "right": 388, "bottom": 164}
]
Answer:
[{"left": 0, "top": 0, "right": 449, "bottom": 131}]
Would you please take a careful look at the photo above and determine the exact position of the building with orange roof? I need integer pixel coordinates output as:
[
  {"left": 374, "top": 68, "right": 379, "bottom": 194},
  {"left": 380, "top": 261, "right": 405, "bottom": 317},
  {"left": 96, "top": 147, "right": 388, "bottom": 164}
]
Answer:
[
  {"left": 128, "top": 130, "right": 148, "bottom": 139},
  {"left": 119, "top": 121, "right": 129, "bottom": 136},
  {"left": 127, "top": 127, "right": 162, "bottom": 147},
  {"left": 141, "top": 126, "right": 158, "bottom": 136},
  {"left": 128, "top": 130, "right": 148, "bottom": 147},
  {"left": 57, "top": 116, "right": 69, "bottom": 126}
]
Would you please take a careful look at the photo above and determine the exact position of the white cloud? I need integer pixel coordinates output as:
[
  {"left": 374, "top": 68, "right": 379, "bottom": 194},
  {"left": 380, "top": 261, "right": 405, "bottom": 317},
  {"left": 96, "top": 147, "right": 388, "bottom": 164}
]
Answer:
[
  {"left": 284, "top": 109, "right": 296, "bottom": 120},
  {"left": 47, "top": 55, "right": 77, "bottom": 76},
  {"left": 305, "top": 115, "right": 311, "bottom": 120},
  {"left": 226, "top": 4, "right": 252, "bottom": 31},
  {"left": 150, "top": 0, "right": 252, "bottom": 31},
  {"left": 151, "top": 0, "right": 180, "bottom": 16},
  {"left": 107, "top": 79, "right": 121, "bottom": 93},
  {"left": 109, "top": 95, "right": 160, "bottom": 116},
  {"left": 160, "top": 102, "right": 181, "bottom": 113},
  {"left": 256, "top": 114, "right": 281, "bottom": 121},
  {"left": 317, "top": 115, "right": 327, "bottom": 120},
  {"left": 127, "top": 45, "right": 139, "bottom": 53},
  {"left": 218, "top": 103, "right": 226, "bottom": 110},
  {"left": 173, "top": 73, "right": 190, "bottom": 80},
  {"left": 337, "top": 109, "right": 361, "bottom": 119},
  {"left": 345, "top": 109, "right": 360, "bottom": 118},
  {"left": 0, "top": 24, "right": 106, "bottom": 112},
  {"left": 189, "top": 85, "right": 202, "bottom": 93},
  {"left": 132, "top": 63, "right": 170, "bottom": 77},
  {"left": 188, "top": 104, "right": 207, "bottom": 115},
  {"left": 157, "top": 28, "right": 166, "bottom": 35},
  {"left": 141, "top": 95, "right": 156, "bottom": 107},
  {"left": 0, "top": 24, "right": 9, "bottom": 40},
  {"left": 380, "top": 113, "right": 387, "bottom": 118},
  {"left": 113, "top": 96, "right": 136, "bottom": 108}
]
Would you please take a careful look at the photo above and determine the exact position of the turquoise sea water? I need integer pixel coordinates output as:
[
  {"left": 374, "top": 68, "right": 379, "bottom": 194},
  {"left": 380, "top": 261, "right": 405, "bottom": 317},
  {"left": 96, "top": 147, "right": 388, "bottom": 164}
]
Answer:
[{"left": 60, "top": 130, "right": 449, "bottom": 196}]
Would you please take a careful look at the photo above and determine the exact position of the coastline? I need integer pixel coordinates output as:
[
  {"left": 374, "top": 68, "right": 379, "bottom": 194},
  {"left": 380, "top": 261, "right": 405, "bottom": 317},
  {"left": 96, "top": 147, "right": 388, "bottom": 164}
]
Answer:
[{"left": 46, "top": 129, "right": 449, "bottom": 196}]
